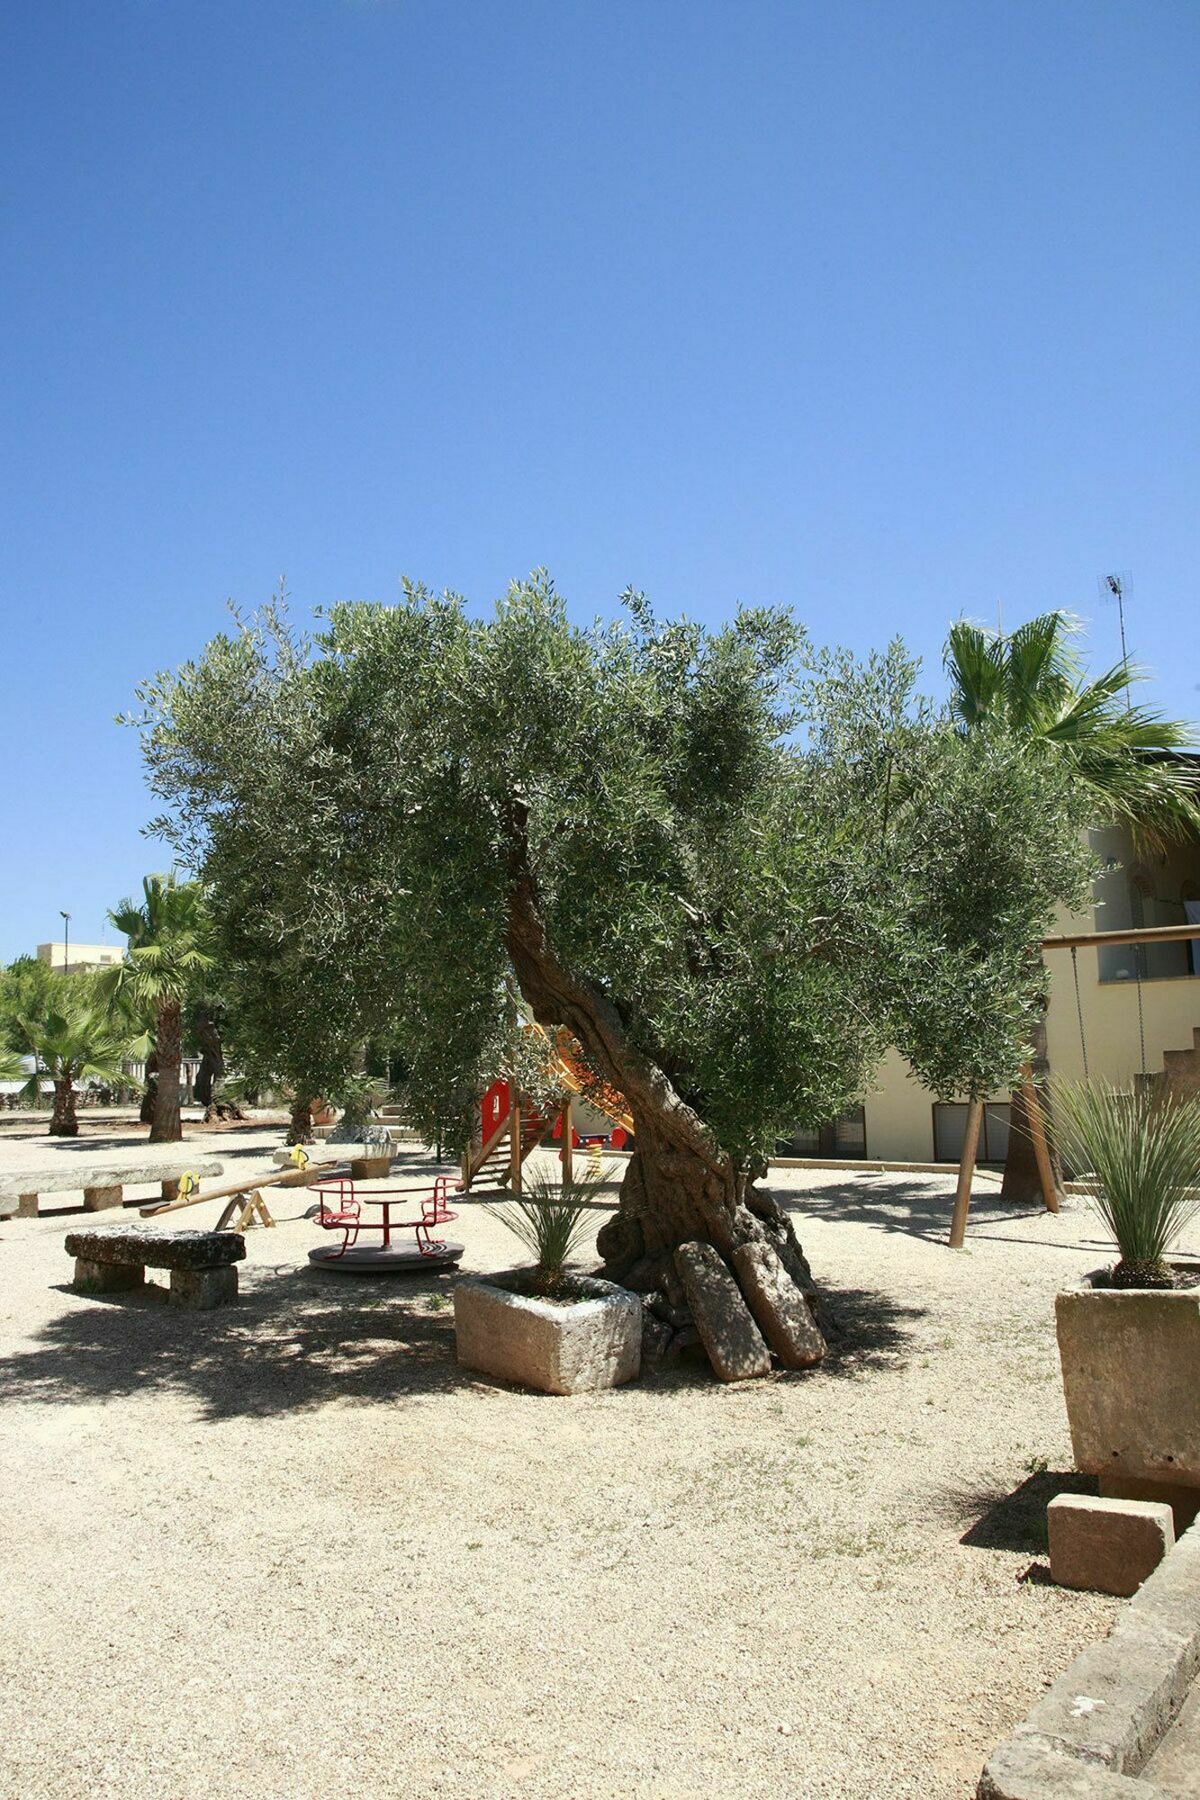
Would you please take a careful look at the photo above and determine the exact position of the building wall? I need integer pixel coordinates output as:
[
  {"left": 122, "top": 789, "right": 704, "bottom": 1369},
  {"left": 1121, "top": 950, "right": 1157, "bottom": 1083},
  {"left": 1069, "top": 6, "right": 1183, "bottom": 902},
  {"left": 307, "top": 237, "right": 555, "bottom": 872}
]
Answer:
[
  {"left": 35, "top": 942, "right": 123, "bottom": 974},
  {"left": 857, "top": 823, "right": 1200, "bottom": 1164}
]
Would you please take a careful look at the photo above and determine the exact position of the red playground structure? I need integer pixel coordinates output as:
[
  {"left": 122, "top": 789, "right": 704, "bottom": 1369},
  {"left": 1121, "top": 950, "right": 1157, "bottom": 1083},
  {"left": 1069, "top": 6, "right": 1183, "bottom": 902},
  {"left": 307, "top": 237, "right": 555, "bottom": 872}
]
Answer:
[{"left": 307, "top": 1172, "right": 463, "bottom": 1273}]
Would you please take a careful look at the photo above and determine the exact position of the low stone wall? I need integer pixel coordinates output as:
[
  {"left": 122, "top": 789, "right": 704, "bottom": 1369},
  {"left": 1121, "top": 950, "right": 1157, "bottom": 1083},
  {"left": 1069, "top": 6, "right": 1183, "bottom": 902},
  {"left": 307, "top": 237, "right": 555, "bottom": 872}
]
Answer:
[{"left": 978, "top": 1518, "right": 1200, "bottom": 1796}]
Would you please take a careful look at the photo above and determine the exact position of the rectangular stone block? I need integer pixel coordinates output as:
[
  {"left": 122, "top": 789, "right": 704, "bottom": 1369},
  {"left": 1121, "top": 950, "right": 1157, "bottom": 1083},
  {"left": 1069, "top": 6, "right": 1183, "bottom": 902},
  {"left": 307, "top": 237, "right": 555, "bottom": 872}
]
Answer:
[
  {"left": 73, "top": 1257, "right": 145, "bottom": 1295},
  {"left": 675, "top": 1242, "right": 771, "bottom": 1381},
  {"left": 1048, "top": 1493, "right": 1174, "bottom": 1597},
  {"left": 1099, "top": 1471, "right": 1200, "bottom": 1537},
  {"left": 17, "top": 1193, "right": 39, "bottom": 1219},
  {"left": 454, "top": 1275, "right": 641, "bottom": 1394},
  {"left": 169, "top": 1266, "right": 238, "bottom": 1309},
  {"left": 731, "top": 1240, "right": 825, "bottom": 1369},
  {"left": 82, "top": 1184, "right": 124, "bottom": 1211},
  {"left": 1056, "top": 1286, "right": 1200, "bottom": 1486}
]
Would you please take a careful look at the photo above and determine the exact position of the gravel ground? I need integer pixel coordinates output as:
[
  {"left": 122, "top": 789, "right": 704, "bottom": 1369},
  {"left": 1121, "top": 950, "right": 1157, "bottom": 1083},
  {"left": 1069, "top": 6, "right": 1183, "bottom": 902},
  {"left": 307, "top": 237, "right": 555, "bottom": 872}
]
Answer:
[{"left": 0, "top": 1122, "right": 1150, "bottom": 1799}]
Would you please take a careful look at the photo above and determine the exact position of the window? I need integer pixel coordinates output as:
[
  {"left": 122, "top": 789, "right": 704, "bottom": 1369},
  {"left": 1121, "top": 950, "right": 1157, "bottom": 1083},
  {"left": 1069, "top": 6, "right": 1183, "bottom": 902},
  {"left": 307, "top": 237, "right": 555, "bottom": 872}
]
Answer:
[
  {"left": 774, "top": 1106, "right": 867, "bottom": 1159},
  {"left": 932, "top": 1102, "right": 1011, "bottom": 1165}
]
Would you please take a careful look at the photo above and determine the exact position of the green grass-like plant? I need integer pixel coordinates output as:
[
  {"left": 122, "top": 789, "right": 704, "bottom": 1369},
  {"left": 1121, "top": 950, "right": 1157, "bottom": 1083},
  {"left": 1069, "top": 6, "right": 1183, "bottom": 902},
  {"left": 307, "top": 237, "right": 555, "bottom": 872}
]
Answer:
[
  {"left": 483, "top": 1166, "right": 609, "bottom": 1294},
  {"left": 1051, "top": 1080, "right": 1200, "bottom": 1287}
]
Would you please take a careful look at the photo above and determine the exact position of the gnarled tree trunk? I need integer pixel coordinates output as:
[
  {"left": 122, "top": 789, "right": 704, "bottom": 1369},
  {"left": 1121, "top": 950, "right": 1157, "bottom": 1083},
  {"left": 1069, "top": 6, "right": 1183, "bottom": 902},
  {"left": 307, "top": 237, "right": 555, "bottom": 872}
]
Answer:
[
  {"left": 49, "top": 1075, "right": 78, "bottom": 1137},
  {"left": 149, "top": 999, "right": 183, "bottom": 1143},
  {"left": 503, "top": 804, "right": 823, "bottom": 1379}
]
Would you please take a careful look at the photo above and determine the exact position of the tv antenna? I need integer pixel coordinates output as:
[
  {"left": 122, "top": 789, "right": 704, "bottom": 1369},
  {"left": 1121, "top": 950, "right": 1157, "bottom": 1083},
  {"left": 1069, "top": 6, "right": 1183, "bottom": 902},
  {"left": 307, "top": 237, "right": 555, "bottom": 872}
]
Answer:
[
  {"left": 1097, "top": 567, "right": 1148, "bottom": 1077},
  {"left": 1098, "top": 570, "right": 1134, "bottom": 707}
]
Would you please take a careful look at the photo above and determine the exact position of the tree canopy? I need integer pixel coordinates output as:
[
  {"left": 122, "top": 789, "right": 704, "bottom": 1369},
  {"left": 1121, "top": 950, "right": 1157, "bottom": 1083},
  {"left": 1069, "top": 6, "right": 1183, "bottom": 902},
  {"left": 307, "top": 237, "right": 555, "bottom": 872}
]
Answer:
[{"left": 133, "top": 575, "right": 1094, "bottom": 1166}]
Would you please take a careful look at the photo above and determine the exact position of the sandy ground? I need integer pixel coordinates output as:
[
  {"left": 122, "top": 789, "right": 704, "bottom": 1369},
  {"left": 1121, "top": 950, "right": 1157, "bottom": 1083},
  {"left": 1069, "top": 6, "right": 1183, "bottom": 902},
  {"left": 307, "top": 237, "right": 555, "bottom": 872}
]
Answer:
[{"left": 0, "top": 1117, "right": 1161, "bottom": 1799}]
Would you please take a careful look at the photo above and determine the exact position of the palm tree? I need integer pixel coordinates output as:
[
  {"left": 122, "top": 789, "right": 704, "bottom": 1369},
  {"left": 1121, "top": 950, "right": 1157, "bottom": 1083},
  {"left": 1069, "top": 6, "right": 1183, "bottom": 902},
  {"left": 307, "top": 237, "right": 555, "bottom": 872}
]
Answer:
[
  {"left": 946, "top": 612, "right": 1200, "bottom": 846},
  {"left": 105, "top": 874, "right": 213, "bottom": 1143},
  {"left": 13, "top": 987, "right": 134, "bottom": 1135},
  {"left": 945, "top": 610, "right": 1200, "bottom": 1200}
]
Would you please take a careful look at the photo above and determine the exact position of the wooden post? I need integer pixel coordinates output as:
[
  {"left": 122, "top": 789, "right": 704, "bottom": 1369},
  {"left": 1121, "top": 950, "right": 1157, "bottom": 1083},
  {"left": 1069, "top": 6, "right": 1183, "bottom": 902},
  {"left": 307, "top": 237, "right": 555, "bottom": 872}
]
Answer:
[
  {"left": 948, "top": 1098, "right": 984, "bottom": 1249},
  {"left": 1020, "top": 1063, "right": 1059, "bottom": 1214},
  {"left": 509, "top": 1088, "right": 523, "bottom": 1195},
  {"left": 560, "top": 1098, "right": 573, "bottom": 1186}
]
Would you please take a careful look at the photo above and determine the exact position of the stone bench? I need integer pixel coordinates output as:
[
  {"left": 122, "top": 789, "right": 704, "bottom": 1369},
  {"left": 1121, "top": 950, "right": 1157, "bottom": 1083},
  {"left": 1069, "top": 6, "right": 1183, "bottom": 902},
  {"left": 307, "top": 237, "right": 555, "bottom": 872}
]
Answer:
[
  {"left": 0, "top": 1158, "right": 223, "bottom": 1219},
  {"left": 64, "top": 1226, "right": 246, "bottom": 1309}
]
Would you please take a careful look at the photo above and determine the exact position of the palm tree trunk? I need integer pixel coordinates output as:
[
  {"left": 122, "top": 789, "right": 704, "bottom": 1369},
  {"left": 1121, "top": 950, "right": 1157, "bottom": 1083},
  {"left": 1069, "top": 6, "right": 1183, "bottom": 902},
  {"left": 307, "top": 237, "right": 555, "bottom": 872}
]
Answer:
[
  {"left": 149, "top": 999, "right": 183, "bottom": 1143},
  {"left": 49, "top": 1074, "right": 78, "bottom": 1136}
]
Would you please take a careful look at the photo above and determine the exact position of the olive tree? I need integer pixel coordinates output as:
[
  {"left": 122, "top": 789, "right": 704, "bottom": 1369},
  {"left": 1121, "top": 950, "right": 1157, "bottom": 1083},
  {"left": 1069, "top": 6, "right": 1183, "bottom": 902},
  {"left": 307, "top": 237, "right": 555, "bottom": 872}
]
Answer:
[{"left": 132, "top": 575, "right": 1092, "bottom": 1341}]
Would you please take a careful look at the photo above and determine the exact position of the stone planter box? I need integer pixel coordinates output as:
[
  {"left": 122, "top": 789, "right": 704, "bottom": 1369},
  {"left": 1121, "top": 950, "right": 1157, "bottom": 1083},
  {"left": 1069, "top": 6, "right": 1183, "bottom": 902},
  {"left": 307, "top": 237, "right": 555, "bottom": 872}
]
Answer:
[
  {"left": 1056, "top": 1275, "right": 1200, "bottom": 1492},
  {"left": 454, "top": 1273, "right": 641, "bottom": 1395}
]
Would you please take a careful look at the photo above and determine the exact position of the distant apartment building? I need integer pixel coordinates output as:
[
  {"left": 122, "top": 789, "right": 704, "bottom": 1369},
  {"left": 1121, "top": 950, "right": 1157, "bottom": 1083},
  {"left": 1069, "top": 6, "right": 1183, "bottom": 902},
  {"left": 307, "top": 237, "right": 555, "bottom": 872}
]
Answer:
[
  {"left": 36, "top": 941, "right": 123, "bottom": 976},
  {"left": 776, "top": 818, "right": 1200, "bottom": 1166}
]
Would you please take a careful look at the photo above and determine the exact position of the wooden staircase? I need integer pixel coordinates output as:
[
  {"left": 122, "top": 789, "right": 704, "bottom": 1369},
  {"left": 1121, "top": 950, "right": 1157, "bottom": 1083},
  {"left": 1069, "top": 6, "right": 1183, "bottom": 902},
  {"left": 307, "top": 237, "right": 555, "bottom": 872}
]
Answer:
[{"left": 461, "top": 1096, "right": 549, "bottom": 1192}]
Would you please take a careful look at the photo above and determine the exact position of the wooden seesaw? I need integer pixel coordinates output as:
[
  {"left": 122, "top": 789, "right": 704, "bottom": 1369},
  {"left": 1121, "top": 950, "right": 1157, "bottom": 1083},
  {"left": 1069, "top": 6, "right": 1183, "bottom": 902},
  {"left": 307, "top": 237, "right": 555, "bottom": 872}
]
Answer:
[{"left": 139, "top": 1153, "right": 343, "bottom": 1231}]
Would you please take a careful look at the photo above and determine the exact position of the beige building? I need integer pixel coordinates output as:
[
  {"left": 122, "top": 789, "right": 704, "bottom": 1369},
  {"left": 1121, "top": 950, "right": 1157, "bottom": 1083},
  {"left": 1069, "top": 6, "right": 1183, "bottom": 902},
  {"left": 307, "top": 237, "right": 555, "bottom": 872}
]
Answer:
[
  {"left": 777, "top": 822, "right": 1200, "bottom": 1167},
  {"left": 36, "top": 941, "right": 123, "bottom": 976}
]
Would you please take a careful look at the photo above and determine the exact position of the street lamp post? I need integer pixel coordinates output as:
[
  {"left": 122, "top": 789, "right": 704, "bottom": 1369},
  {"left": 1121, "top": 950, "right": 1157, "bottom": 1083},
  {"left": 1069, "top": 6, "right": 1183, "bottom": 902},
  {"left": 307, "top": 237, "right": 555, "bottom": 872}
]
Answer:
[{"left": 59, "top": 911, "right": 70, "bottom": 975}]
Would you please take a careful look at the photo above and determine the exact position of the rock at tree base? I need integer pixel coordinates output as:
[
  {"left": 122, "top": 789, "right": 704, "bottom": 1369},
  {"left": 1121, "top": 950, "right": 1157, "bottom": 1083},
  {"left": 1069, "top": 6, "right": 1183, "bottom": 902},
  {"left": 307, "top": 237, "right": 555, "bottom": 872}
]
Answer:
[
  {"left": 674, "top": 1241, "right": 772, "bottom": 1381},
  {"left": 731, "top": 1241, "right": 826, "bottom": 1369},
  {"left": 640, "top": 1312, "right": 673, "bottom": 1365}
]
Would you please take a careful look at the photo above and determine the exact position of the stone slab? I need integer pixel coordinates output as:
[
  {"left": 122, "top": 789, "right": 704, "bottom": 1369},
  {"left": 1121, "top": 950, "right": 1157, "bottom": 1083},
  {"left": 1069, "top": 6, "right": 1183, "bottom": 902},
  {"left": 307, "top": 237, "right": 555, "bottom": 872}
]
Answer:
[
  {"left": 1049, "top": 1495, "right": 1175, "bottom": 1598},
  {"left": 1142, "top": 1681, "right": 1200, "bottom": 1794},
  {"left": 1057, "top": 1285, "right": 1200, "bottom": 1487},
  {"left": 0, "top": 1157, "right": 223, "bottom": 1210},
  {"left": 64, "top": 1227, "right": 246, "bottom": 1271},
  {"left": 979, "top": 1737, "right": 1162, "bottom": 1798},
  {"left": 731, "top": 1239, "right": 825, "bottom": 1368},
  {"left": 674, "top": 1241, "right": 771, "bottom": 1381},
  {"left": 454, "top": 1274, "right": 641, "bottom": 1395}
]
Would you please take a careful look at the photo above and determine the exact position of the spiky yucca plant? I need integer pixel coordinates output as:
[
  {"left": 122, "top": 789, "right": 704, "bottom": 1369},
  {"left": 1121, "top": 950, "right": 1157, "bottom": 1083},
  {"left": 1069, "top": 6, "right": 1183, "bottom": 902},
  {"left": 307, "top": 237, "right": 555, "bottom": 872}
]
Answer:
[
  {"left": 484, "top": 1166, "right": 608, "bottom": 1294},
  {"left": 1051, "top": 1081, "right": 1200, "bottom": 1287}
]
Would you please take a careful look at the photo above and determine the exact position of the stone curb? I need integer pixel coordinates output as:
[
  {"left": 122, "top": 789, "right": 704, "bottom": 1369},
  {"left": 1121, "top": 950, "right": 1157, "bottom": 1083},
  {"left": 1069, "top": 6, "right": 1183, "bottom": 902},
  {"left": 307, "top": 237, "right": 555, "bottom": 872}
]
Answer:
[{"left": 978, "top": 1519, "right": 1200, "bottom": 1797}]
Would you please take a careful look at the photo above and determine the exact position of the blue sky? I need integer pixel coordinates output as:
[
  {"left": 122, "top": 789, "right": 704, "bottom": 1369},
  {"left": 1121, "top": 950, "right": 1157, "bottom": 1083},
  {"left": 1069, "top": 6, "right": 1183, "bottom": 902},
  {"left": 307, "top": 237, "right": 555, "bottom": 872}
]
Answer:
[{"left": 2, "top": 1, "right": 1198, "bottom": 960}]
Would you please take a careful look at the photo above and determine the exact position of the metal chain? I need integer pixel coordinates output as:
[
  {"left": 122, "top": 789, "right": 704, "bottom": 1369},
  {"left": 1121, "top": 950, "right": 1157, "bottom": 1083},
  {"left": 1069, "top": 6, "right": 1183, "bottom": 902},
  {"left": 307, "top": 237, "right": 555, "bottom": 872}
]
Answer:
[{"left": 1071, "top": 946, "right": 1090, "bottom": 1083}]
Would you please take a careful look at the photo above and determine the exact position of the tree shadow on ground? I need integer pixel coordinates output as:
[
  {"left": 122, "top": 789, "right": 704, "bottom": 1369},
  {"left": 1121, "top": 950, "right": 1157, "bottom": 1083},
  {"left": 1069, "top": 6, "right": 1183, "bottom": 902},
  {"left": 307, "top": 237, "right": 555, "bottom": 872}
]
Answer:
[
  {"left": 935, "top": 1468, "right": 1098, "bottom": 1559},
  {"left": 770, "top": 1173, "right": 1083, "bottom": 1248},
  {"left": 0, "top": 1259, "right": 478, "bottom": 1421},
  {"left": 818, "top": 1283, "right": 929, "bottom": 1376},
  {"left": 1, "top": 1267, "right": 929, "bottom": 1423}
]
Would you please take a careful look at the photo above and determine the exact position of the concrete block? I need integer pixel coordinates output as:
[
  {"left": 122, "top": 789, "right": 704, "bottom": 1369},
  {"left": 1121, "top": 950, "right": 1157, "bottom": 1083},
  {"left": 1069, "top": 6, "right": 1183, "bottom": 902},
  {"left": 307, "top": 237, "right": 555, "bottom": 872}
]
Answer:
[
  {"left": 73, "top": 1257, "right": 145, "bottom": 1295},
  {"left": 169, "top": 1266, "right": 238, "bottom": 1309},
  {"left": 978, "top": 1736, "right": 1161, "bottom": 1798},
  {"left": 454, "top": 1274, "right": 641, "bottom": 1395},
  {"left": 1049, "top": 1494, "right": 1175, "bottom": 1597},
  {"left": 1056, "top": 1284, "right": 1200, "bottom": 1486},
  {"left": 675, "top": 1241, "right": 771, "bottom": 1381},
  {"left": 1100, "top": 1471, "right": 1200, "bottom": 1538},
  {"left": 82, "top": 1184, "right": 123, "bottom": 1211},
  {"left": 731, "top": 1240, "right": 825, "bottom": 1368}
]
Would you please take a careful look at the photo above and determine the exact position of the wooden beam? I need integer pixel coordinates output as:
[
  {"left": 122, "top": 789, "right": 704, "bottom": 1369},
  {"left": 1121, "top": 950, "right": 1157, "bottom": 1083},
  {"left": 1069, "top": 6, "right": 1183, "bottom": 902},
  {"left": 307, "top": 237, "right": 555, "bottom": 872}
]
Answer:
[
  {"left": 140, "top": 1161, "right": 339, "bottom": 1218},
  {"left": 1019, "top": 1063, "right": 1059, "bottom": 1213},
  {"left": 948, "top": 1098, "right": 984, "bottom": 1249},
  {"left": 1041, "top": 922, "right": 1200, "bottom": 952},
  {"left": 510, "top": 1089, "right": 523, "bottom": 1195},
  {"left": 560, "top": 1098, "right": 573, "bottom": 1186}
]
